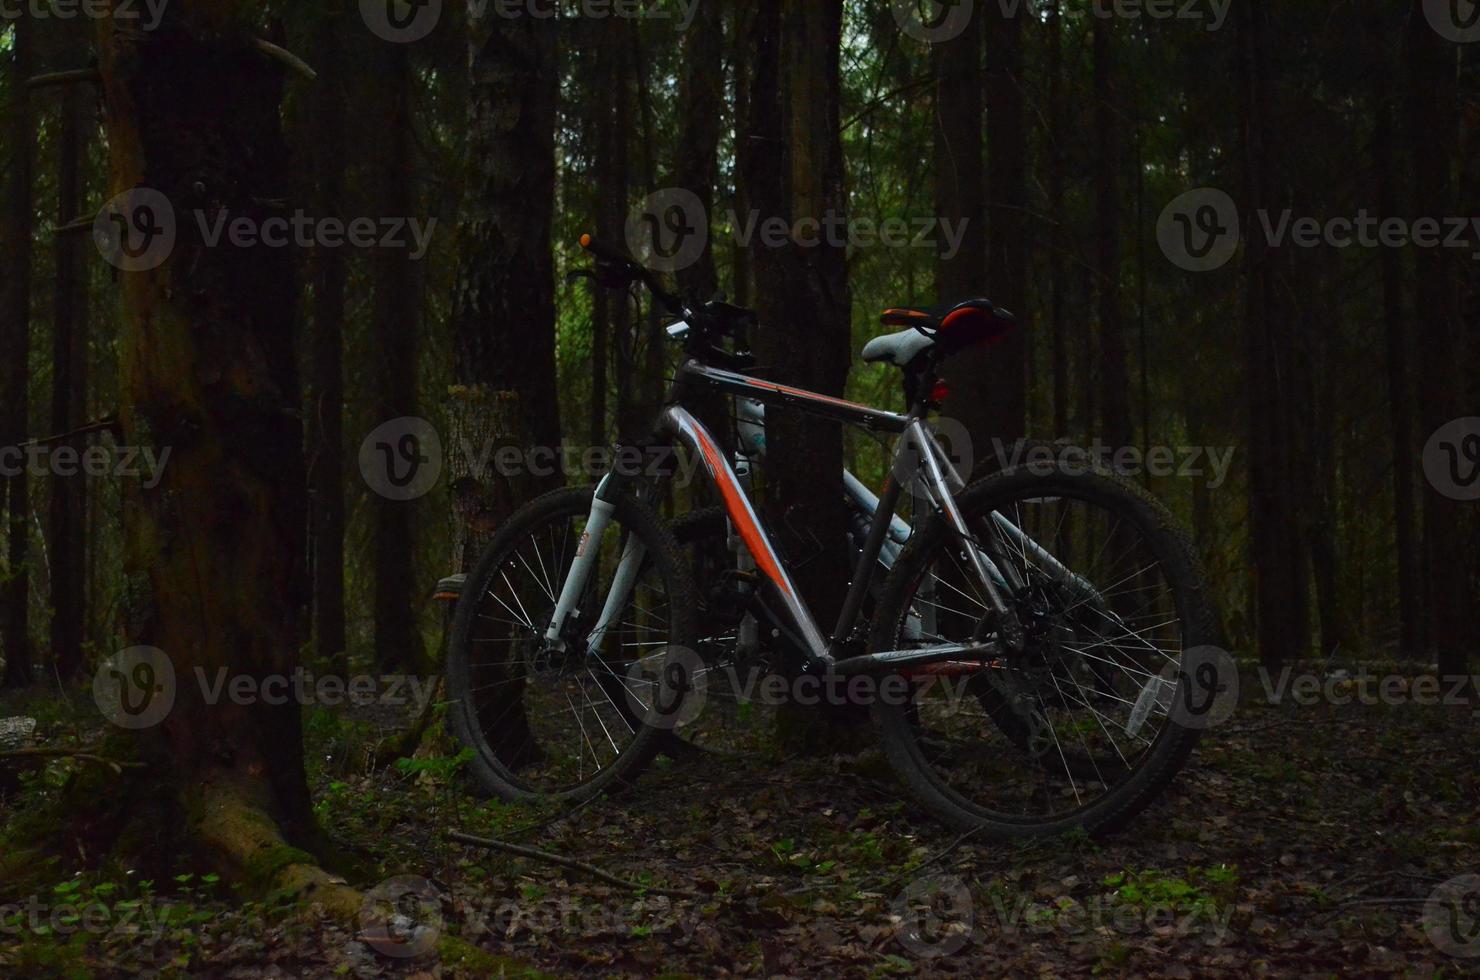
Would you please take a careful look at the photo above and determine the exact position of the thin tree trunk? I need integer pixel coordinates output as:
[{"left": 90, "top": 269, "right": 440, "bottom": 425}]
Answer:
[
  {"left": 1373, "top": 90, "right": 1422, "bottom": 658},
  {"left": 48, "top": 76, "right": 90, "bottom": 680},
  {"left": 1237, "top": 0, "right": 1307, "bottom": 665},
  {"left": 308, "top": 4, "right": 347, "bottom": 668},
  {"left": 983, "top": 4, "right": 1027, "bottom": 443},
  {"left": 590, "top": 18, "right": 630, "bottom": 449},
  {"left": 1047, "top": 0, "right": 1068, "bottom": 441},
  {"left": 368, "top": 38, "right": 423, "bottom": 673},
  {"left": 1093, "top": 16, "right": 1130, "bottom": 451},
  {"left": 2, "top": 13, "right": 36, "bottom": 688},
  {"left": 1404, "top": 3, "right": 1469, "bottom": 676}
]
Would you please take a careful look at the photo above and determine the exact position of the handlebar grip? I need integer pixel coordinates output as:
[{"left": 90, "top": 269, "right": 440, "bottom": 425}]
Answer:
[{"left": 578, "top": 233, "right": 635, "bottom": 267}]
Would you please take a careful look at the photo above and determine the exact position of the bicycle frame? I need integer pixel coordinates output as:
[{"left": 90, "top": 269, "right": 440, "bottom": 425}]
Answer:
[{"left": 542, "top": 357, "right": 1024, "bottom": 677}]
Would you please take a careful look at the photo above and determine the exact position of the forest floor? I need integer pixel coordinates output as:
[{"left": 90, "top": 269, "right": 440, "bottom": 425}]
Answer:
[{"left": 2, "top": 659, "right": 1478, "bottom": 978}]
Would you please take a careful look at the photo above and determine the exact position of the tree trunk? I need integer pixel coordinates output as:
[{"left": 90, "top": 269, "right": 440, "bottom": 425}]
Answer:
[
  {"left": 1404, "top": 3, "right": 1469, "bottom": 676},
  {"left": 930, "top": 8, "right": 991, "bottom": 455},
  {"left": 1092, "top": 16, "right": 1131, "bottom": 451},
  {"left": 1047, "top": 0, "right": 1068, "bottom": 441},
  {"left": 307, "top": 4, "right": 347, "bottom": 668},
  {"left": 1237, "top": 0, "right": 1308, "bottom": 665},
  {"left": 95, "top": 3, "right": 355, "bottom": 908},
  {"left": 1, "top": 12, "right": 36, "bottom": 689},
  {"left": 983, "top": 4, "right": 1027, "bottom": 444},
  {"left": 740, "top": 0, "right": 853, "bottom": 744},
  {"left": 590, "top": 17, "right": 630, "bottom": 449},
  {"left": 1372, "top": 89, "right": 1422, "bottom": 658},
  {"left": 368, "top": 37, "right": 423, "bottom": 673},
  {"left": 48, "top": 74, "right": 91, "bottom": 680},
  {"left": 448, "top": 4, "right": 561, "bottom": 570}
]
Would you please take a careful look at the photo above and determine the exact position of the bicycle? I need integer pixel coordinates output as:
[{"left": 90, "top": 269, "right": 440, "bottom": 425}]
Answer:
[{"left": 444, "top": 234, "right": 1220, "bottom": 839}]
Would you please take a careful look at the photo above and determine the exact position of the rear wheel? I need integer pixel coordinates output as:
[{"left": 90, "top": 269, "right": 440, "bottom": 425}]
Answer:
[
  {"left": 871, "top": 464, "right": 1218, "bottom": 838},
  {"left": 446, "top": 486, "right": 697, "bottom": 803}
]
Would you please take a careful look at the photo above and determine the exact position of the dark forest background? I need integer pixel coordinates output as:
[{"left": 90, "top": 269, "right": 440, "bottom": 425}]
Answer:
[{"left": 0, "top": 0, "right": 1476, "bottom": 688}]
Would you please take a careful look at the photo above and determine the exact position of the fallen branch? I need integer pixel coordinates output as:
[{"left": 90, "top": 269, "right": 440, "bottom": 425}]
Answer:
[
  {"left": 446, "top": 830, "right": 703, "bottom": 900},
  {"left": 0, "top": 748, "right": 144, "bottom": 772},
  {"left": 27, "top": 68, "right": 102, "bottom": 90},
  {"left": 252, "top": 38, "right": 317, "bottom": 81}
]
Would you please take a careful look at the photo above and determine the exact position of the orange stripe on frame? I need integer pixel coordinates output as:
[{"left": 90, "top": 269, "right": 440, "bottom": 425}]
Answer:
[{"left": 691, "top": 429, "right": 793, "bottom": 598}]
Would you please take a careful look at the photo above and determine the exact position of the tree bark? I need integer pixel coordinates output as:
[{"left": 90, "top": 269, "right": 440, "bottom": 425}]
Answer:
[
  {"left": 739, "top": 0, "right": 852, "bottom": 690},
  {"left": 982, "top": 4, "right": 1027, "bottom": 444},
  {"left": 94, "top": 2, "right": 355, "bottom": 908},
  {"left": 448, "top": 3, "right": 561, "bottom": 570},
  {"left": 1403, "top": 3, "right": 1469, "bottom": 676},
  {"left": 1092, "top": 16, "right": 1131, "bottom": 451},
  {"left": 367, "top": 35, "right": 423, "bottom": 673},
  {"left": 307, "top": 4, "right": 347, "bottom": 668},
  {"left": 1237, "top": 0, "right": 1308, "bottom": 664},
  {"left": 1372, "top": 89, "right": 1422, "bottom": 658},
  {"left": 48, "top": 74, "right": 91, "bottom": 681},
  {"left": 1, "top": 12, "right": 36, "bottom": 688}
]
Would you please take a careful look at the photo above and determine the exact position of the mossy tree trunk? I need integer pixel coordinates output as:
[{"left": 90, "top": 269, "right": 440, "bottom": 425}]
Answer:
[{"left": 95, "top": 2, "right": 354, "bottom": 909}]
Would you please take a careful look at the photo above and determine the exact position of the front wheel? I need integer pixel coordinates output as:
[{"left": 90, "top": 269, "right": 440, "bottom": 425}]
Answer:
[
  {"left": 446, "top": 485, "right": 698, "bottom": 804},
  {"left": 871, "top": 464, "right": 1219, "bottom": 839}
]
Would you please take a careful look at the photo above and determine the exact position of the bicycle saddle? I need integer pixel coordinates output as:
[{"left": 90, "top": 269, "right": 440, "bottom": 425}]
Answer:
[{"left": 862, "top": 299, "right": 1017, "bottom": 367}]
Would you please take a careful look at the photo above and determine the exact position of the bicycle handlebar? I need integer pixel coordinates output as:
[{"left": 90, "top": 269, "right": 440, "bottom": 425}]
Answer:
[{"left": 578, "top": 234, "right": 685, "bottom": 317}]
